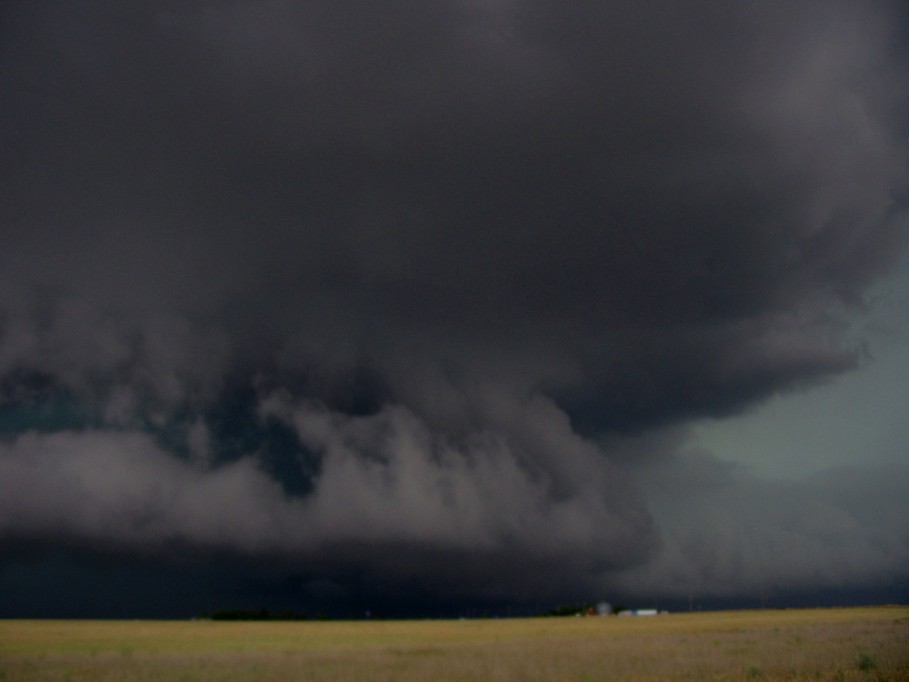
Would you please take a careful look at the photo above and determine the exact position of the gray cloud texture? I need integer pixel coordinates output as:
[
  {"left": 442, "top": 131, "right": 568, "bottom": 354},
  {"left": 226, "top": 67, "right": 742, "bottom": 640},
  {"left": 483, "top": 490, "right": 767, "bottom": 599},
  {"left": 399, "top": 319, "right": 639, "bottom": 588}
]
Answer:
[
  {"left": 609, "top": 431, "right": 909, "bottom": 601},
  {"left": 1, "top": 0, "right": 908, "bottom": 611}
]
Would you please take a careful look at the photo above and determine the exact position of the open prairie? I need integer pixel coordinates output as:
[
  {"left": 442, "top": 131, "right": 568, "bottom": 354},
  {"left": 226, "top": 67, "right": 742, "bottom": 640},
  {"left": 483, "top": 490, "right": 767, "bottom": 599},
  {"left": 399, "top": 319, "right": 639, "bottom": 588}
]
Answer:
[{"left": 1, "top": 606, "right": 907, "bottom": 681}]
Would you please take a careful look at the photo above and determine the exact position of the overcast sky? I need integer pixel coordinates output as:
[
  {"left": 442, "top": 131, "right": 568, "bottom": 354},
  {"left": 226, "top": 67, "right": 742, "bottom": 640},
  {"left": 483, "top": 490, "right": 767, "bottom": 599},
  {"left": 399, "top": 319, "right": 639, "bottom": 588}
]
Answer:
[{"left": 1, "top": 0, "right": 907, "bottom": 617}]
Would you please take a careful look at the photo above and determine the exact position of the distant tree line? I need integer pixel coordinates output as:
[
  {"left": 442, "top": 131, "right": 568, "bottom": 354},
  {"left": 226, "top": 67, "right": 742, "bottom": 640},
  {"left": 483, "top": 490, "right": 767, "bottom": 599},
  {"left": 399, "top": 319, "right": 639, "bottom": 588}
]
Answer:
[
  {"left": 543, "top": 603, "right": 627, "bottom": 617},
  {"left": 203, "top": 603, "right": 629, "bottom": 620},
  {"left": 205, "top": 608, "right": 319, "bottom": 621},
  {"left": 544, "top": 603, "right": 596, "bottom": 617}
]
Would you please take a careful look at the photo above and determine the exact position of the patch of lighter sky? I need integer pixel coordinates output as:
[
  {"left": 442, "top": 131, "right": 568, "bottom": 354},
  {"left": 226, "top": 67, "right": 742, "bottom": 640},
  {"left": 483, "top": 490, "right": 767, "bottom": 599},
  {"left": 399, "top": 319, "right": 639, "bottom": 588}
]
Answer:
[{"left": 691, "top": 256, "right": 909, "bottom": 480}]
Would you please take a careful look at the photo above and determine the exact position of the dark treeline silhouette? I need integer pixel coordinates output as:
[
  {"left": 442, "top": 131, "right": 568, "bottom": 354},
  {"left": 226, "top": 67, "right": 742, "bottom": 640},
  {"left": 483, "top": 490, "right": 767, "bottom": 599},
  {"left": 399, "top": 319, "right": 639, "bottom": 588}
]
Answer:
[
  {"left": 206, "top": 608, "right": 315, "bottom": 621},
  {"left": 202, "top": 602, "right": 629, "bottom": 621},
  {"left": 543, "top": 603, "right": 628, "bottom": 617},
  {"left": 544, "top": 603, "right": 604, "bottom": 617}
]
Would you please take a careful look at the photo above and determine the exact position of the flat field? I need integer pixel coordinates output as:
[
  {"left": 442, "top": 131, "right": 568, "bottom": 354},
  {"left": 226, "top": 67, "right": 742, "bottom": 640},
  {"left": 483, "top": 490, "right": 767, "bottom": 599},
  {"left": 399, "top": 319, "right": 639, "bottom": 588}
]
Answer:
[{"left": 1, "top": 606, "right": 907, "bottom": 681}]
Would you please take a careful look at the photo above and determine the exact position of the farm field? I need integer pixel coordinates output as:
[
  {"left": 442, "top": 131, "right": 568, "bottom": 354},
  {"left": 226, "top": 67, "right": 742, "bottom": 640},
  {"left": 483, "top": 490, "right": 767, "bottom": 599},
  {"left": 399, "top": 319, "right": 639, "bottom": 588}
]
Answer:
[{"left": 1, "top": 606, "right": 907, "bottom": 681}]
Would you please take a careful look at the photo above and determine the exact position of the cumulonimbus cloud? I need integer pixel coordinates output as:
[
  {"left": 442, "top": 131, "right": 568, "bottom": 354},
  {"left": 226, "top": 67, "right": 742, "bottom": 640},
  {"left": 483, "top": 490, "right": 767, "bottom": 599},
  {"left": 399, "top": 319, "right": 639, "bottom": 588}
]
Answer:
[{"left": 0, "top": 0, "right": 907, "bottom": 608}]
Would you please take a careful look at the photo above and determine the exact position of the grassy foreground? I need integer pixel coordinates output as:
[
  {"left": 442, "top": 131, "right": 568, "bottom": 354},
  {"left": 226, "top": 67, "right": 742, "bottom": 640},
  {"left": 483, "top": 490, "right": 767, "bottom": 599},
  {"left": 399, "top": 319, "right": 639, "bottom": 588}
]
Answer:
[{"left": 1, "top": 606, "right": 907, "bottom": 681}]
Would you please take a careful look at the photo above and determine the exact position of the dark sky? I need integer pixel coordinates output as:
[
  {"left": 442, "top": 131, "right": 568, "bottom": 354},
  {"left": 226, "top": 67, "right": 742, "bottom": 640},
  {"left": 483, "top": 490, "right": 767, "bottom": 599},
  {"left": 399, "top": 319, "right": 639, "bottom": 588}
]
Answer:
[{"left": 1, "top": 0, "right": 908, "bottom": 617}]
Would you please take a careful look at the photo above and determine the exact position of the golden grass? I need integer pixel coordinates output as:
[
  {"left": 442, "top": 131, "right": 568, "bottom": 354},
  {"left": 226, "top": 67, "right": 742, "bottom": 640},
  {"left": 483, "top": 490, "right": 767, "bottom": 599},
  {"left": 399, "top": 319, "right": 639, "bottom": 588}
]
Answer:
[{"left": 1, "top": 606, "right": 907, "bottom": 681}]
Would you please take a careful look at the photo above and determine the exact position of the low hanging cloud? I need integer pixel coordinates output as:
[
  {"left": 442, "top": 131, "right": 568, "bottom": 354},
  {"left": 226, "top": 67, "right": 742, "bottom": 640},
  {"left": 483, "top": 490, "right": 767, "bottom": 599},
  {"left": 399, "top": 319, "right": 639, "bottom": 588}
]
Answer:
[
  {"left": 0, "top": 396, "right": 652, "bottom": 601},
  {"left": 1, "top": 0, "right": 908, "bottom": 610}
]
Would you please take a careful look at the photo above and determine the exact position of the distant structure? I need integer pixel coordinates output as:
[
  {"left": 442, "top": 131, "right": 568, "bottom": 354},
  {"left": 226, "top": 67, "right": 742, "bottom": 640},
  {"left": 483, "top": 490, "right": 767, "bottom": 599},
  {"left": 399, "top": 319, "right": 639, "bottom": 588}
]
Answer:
[
  {"left": 596, "top": 602, "right": 613, "bottom": 616},
  {"left": 617, "top": 608, "right": 667, "bottom": 616}
]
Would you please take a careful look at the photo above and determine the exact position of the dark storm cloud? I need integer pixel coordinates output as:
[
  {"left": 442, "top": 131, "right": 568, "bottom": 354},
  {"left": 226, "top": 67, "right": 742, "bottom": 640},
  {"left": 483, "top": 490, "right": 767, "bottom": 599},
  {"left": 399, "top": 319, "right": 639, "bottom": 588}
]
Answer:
[{"left": 1, "top": 0, "right": 908, "bottom": 610}]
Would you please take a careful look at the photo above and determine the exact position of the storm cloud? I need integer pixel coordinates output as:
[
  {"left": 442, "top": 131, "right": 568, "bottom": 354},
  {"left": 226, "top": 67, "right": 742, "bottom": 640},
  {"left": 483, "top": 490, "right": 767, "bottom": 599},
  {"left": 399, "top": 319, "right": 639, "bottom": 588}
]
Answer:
[{"left": 1, "top": 0, "right": 907, "bottom": 613}]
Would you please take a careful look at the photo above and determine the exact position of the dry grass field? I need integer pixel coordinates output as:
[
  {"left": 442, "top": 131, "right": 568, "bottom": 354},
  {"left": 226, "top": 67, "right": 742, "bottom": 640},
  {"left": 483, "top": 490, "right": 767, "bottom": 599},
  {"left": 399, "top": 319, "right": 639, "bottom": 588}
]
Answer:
[{"left": 1, "top": 606, "right": 907, "bottom": 681}]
